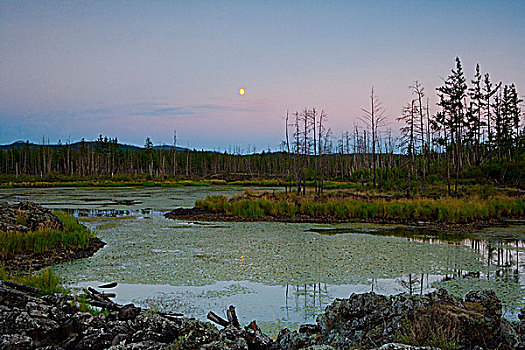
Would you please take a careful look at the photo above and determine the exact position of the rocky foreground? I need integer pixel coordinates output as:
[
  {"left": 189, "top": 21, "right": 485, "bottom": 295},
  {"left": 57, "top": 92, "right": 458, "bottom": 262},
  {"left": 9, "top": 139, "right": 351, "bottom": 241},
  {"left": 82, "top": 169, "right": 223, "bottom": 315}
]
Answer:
[{"left": 1, "top": 282, "right": 524, "bottom": 350}]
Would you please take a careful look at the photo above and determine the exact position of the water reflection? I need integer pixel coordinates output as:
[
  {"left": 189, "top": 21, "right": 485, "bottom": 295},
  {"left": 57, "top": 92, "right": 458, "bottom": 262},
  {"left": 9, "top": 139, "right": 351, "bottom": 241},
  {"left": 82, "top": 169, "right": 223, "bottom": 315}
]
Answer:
[
  {"left": 65, "top": 208, "right": 163, "bottom": 218},
  {"left": 406, "top": 236, "right": 524, "bottom": 284}
]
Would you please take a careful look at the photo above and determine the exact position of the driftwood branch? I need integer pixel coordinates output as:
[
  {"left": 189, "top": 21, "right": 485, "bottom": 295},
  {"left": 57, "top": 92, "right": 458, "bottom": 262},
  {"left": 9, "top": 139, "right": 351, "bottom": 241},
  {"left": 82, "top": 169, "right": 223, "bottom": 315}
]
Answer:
[
  {"left": 227, "top": 305, "right": 241, "bottom": 329},
  {"left": 88, "top": 299, "right": 123, "bottom": 311},
  {"left": 208, "top": 305, "right": 241, "bottom": 329},
  {"left": 157, "top": 311, "right": 184, "bottom": 318},
  {"left": 207, "top": 311, "right": 230, "bottom": 327},
  {"left": 98, "top": 282, "right": 118, "bottom": 289},
  {"left": 86, "top": 287, "right": 117, "bottom": 304},
  {"left": 1, "top": 280, "right": 41, "bottom": 295}
]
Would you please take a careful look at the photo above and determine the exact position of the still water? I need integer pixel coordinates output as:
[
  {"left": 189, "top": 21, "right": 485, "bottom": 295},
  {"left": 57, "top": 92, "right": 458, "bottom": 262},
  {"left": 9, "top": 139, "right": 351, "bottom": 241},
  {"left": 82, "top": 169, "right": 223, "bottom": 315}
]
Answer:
[{"left": 1, "top": 187, "right": 524, "bottom": 335}]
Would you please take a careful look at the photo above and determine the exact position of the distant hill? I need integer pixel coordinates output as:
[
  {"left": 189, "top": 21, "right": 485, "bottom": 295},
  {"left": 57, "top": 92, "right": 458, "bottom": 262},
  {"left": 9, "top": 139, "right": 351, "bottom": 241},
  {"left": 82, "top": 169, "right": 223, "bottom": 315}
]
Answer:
[
  {"left": 152, "top": 145, "right": 191, "bottom": 152},
  {"left": 0, "top": 141, "right": 51, "bottom": 151},
  {"left": 0, "top": 140, "right": 188, "bottom": 153}
]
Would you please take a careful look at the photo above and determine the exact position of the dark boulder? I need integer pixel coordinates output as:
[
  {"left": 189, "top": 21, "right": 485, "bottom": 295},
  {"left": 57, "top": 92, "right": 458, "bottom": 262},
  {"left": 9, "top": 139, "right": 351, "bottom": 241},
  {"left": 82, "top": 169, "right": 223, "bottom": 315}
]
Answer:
[
  {"left": 0, "top": 201, "right": 63, "bottom": 233},
  {"left": 312, "top": 288, "right": 518, "bottom": 350}
]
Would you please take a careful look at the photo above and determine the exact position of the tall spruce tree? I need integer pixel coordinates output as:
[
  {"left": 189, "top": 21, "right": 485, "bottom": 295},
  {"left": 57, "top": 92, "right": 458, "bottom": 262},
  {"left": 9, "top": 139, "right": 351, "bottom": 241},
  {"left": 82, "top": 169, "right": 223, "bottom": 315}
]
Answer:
[
  {"left": 436, "top": 57, "right": 468, "bottom": 195},
  {"left": 467, "top": 63, "right": 484, "bottom": 164},
  {"left": 482, "top": 73, "right": 500, "bottom": 161}
]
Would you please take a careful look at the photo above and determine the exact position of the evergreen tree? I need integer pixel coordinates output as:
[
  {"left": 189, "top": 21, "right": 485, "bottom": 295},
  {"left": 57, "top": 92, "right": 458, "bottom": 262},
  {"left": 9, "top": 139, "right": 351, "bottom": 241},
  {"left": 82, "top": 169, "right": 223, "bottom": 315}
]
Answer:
[
  {"left": 467, "top": 63, "right": 484, "bottom": 164},
  {"left": 436, "top": 57, "right": 468, "bottom": 195},
  {"left": 481, "top": 73, "right": 500, "bottom": 160}
]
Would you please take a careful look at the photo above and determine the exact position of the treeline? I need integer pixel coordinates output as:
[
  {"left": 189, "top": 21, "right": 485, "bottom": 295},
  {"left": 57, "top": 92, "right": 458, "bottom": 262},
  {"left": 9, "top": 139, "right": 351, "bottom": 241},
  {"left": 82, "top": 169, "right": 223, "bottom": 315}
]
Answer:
[
  {"left": 0, "top": 58, "right": 523, "bottom": 193},
  {"left": 283, "top": 57, "right": 524, "bottom": 194}
]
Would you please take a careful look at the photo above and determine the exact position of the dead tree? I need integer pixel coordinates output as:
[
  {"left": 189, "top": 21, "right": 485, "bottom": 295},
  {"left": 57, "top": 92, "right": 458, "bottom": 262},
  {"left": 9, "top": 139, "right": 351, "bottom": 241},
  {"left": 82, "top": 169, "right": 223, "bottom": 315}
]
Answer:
[
  {"left": 411, "top": 81, "right": 426, "bottom": 183},
  {"left": 398, "top": 100, "right": 417, "bottom": 196},
  {"left": 361, "top": 87, "right": 387, "bottom": 187}
]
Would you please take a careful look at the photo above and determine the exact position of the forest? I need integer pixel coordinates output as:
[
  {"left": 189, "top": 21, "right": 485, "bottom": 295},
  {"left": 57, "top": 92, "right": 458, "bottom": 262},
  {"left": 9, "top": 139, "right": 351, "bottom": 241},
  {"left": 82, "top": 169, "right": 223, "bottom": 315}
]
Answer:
[{"left": 1, "top": 58, "right": 523, "bottom": 194}]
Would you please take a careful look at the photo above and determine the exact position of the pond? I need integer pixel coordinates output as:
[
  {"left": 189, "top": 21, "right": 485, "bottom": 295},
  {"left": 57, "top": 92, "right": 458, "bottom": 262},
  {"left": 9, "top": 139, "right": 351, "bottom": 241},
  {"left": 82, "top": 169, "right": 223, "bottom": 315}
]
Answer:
[{"left": 1, "top": 186, "right": 524, "bottom": 336}]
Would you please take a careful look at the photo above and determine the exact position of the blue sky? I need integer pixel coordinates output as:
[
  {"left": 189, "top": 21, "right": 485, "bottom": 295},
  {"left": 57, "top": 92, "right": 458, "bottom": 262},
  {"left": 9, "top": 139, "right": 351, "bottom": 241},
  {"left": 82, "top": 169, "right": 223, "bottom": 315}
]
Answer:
[{"left": 1, "top": 1, "right": 524, "bottom": 150}]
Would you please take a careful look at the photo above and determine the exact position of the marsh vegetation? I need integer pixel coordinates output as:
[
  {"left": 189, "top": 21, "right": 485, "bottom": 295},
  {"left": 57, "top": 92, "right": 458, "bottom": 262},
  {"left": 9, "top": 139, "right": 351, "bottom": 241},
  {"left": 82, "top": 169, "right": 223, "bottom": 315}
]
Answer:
[{"left": 194, "top": 190, "right": 524, "bottom": 224}]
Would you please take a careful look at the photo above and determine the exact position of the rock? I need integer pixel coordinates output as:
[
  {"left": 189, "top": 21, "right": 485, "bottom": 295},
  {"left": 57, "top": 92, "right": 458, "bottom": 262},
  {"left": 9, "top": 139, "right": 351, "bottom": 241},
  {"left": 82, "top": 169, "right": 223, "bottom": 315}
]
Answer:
[
  {"left": 109, "top": 340, "right": 167, "bottom": 349},
  {"left": 118, "top": 304, "right": 140, "bottom": 321},
  {"left": 465, "top": 289, "right": 502, "bottom": 318},
  {"left": 0, "top": 334, "right": 35, "bottom": 349},
  {"left": 312, "top": 288, "right": 518, "bottom": 350},
  {"left": 516, "top": 307, "right": 525, "bottom": 349},
  {"left": 0, "top": 284, "right": 31, "bottom": 308},
  {"left": 299, "top": 324, "right": 321, "bottom": 335},
  {"left": 244, "top": 321, "right": 274, "bottom": 349},
  {"left": 0, "top": 282, "right": 222, "bottom": 349}
]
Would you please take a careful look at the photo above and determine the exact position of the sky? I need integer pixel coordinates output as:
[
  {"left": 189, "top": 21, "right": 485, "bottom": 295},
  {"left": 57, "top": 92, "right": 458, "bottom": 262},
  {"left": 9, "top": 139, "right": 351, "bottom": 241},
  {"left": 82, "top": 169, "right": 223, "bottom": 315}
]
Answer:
[{"left": 1, "top": 0, "right": 524, "bottom": 151}]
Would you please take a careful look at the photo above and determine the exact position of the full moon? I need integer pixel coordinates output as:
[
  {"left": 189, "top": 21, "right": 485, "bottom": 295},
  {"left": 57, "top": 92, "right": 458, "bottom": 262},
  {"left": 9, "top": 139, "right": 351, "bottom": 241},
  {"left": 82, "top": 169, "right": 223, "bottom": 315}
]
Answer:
[{"left": 239, "top": 88, "right": 245, "bottom": 95}]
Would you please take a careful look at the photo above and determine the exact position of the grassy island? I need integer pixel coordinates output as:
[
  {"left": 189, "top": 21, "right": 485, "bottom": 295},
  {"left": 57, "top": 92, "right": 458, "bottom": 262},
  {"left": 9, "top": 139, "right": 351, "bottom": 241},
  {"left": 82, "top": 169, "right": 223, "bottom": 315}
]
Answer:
[{"left": 193, "top": 190, "right": 525, "bottom": 224}]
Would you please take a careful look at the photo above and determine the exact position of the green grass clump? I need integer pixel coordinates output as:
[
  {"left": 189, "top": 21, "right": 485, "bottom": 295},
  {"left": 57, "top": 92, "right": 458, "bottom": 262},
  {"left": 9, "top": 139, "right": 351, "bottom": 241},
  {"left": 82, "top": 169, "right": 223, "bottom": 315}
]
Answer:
[
  {"left": 0, "top": 211, "right": 94, "bottom": 256},
  {"left": 15, "top": 214, "right": 27, "bottom": 226},
  {"left": 0, "top": 266, "right": 68, "bottom": 295},
  {"left": 72, "top": 294, "right": 109, "bottom": 317}
]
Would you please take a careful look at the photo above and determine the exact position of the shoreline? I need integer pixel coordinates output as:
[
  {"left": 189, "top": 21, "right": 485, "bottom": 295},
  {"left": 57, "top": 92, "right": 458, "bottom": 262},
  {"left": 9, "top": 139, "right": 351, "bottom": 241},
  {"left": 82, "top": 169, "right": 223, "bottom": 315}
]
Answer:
[
  {"left": 164, "top": 207, "right": 520, "bottom": 232},
  {"left": 2, "top": 236, "right": 105, "bottom": 272}
]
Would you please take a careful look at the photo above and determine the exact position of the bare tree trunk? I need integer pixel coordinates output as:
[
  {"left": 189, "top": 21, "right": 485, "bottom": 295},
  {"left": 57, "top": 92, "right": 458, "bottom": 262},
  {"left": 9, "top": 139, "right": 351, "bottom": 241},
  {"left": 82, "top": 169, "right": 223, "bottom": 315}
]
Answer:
[
  {"left": 285, "top": 111, "right": 291, "bottom": 193},
  {"left": 361, "top": 87, "right": 386, "bottom": 188}
]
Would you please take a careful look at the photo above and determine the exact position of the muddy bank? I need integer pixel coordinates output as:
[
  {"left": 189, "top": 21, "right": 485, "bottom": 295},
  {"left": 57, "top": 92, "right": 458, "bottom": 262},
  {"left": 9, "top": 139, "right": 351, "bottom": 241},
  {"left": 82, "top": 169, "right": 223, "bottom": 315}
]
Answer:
[
  {"left": 164, "top": 207, "right": 492, "bottom": 232},
  {"left": 1, "top": 281, "right": 523, "bottom": 349},
  {"left": 2, "top": 237, "right": 105, "bottom": 271},
  {"left": 0, "top": 201, "right": 105, "bottom": 271}
]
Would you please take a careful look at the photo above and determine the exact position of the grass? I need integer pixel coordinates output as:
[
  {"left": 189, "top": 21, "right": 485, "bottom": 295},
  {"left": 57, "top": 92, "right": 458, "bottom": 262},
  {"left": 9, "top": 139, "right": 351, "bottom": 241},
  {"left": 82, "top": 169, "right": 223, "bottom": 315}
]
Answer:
[
  {"left": 394, "top": 306, "right": 461, "bottom": 350},
  {"left": 393, "top": 300, "right": 508, "bottom": 350},
  {"left": 0, "top": 211, "right": 94, "bottom": 256},
  {"left": 195, "top": 191, "right": 525, "bottom": 223},
  {"left": 0, "top": 266, "right": 68, "bottom": 295},
  {"left": 73, "top": 294, "right": 109, "bottom": 317},
  {"left": 0, "top": 176, "right": 287, "bottom": 188}
]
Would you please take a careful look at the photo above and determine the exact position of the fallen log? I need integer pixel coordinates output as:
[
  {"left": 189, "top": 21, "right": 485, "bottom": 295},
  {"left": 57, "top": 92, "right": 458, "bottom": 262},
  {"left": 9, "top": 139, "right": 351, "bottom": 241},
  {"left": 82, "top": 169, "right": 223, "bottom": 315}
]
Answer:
[
  {"left": 208, "top": 305, "right": 241, "bottom": 329},
  {"left": 157, "top": 311, "right": 184, "bottom": 318},
  {"left": 207, "top": 311, "right": 230, "bottom": 327},
  {"left": 1, "top": 280, "right": 41, "bottom": 295},
  {"left": 88, "top": 299, "right": 123, "bottom": 311},
  {"left": 98, "top": 282, "right": 118, "bottom": 289},
  {"left": 86, "top": 287, "right": 117, "bottom": 304},
  {"left": 227, "top": 305, "right": 241, "bottom": 329}
]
